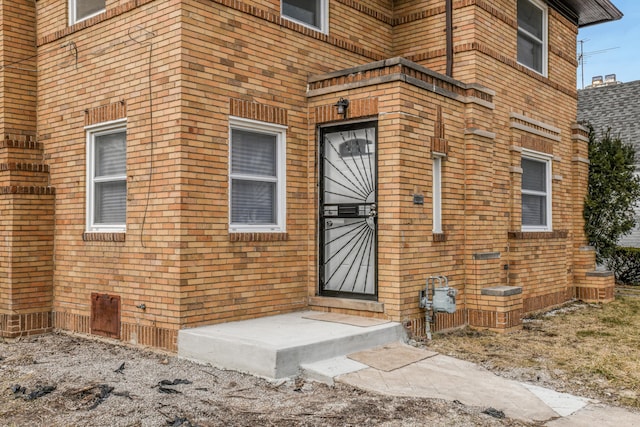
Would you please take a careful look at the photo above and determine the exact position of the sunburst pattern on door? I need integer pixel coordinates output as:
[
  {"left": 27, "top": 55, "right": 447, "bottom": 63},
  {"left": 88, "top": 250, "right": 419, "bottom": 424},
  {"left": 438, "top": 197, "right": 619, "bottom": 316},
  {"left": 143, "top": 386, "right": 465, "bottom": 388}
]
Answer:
[{"left": 320, "top": 123, "right": 377, "bottom": 298}]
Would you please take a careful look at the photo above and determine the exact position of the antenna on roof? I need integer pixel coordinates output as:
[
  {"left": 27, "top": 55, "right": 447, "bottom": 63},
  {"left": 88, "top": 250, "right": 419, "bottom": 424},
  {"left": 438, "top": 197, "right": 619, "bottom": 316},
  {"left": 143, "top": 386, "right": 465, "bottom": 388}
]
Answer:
[{"left": 578, "top": 39, "right": 619, "bottom": 89}]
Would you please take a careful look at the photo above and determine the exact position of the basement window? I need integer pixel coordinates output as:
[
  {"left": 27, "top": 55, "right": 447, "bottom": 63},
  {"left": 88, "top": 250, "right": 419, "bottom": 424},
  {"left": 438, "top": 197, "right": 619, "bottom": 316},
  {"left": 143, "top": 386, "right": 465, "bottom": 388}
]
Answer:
[
  {"left": 86, "top": 120, "right": 127, "bottom": 233},
  {"left": 70, "top": 0, "right": 105, "bottom": 24},
  {"left": 521, "top": 151, "right": 552, "bottom": 231},
  {"left": 282, "top": 0, "right": 328, "bottom": 33},
  {"left": 517, "top": 0, "right": 548, "bottom": 76}
]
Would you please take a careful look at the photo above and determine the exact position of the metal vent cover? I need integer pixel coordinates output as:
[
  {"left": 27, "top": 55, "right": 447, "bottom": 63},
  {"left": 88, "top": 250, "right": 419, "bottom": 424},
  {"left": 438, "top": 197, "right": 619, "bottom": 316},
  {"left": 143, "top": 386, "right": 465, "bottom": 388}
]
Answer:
[{"left": 91, "top": 293, "right": 121, "bottom": 339}]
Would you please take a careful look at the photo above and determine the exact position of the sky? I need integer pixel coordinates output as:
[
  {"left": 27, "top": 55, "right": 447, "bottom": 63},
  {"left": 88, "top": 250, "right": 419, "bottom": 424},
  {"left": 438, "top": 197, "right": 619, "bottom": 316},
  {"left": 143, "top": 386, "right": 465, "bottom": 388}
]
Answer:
[{"left": 577, "top": 0, "right": 640, "bottom": 88}]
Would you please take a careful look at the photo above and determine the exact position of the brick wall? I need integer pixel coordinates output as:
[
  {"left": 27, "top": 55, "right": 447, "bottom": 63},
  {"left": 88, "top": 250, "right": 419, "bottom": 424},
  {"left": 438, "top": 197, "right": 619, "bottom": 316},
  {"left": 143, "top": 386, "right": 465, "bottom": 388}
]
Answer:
[
  {"left": 0, "top": 0, "right": 37, "bottom": 137},
  {"left": 32, "top": 0, "right": 402, "bottom": 345},
  {"left": 0, "top": 1, "right": 55, "bottom": 338},
  {"left": 36, "top": 1, "right": 184, "bottom": 347},
  {"left": 0, "top": 0, "right": 609, "bottom": 346}
]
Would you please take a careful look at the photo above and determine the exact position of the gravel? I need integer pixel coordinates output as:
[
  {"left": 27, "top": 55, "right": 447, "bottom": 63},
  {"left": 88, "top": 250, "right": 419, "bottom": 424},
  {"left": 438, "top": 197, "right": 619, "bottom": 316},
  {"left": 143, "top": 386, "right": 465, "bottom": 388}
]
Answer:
[{"left": 0, "top": 332, "right": 533, "bottom": 426}]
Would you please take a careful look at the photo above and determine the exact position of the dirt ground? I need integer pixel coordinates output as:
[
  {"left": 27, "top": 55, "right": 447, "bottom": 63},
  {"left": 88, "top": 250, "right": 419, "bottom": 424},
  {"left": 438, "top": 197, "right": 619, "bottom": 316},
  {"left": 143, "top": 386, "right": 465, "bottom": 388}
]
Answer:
[
  {"left": 2, "top": 296, "right": 639, "bottom": 426},
  {"left": 1, "top": 333, "right": 531, "bottom": 427}
]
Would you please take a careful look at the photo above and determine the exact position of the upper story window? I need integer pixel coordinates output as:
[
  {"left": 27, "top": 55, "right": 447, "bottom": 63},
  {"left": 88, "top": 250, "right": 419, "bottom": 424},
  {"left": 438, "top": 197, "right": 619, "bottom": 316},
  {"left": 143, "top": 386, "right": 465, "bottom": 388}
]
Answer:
[
  {"left": 70, "top": 0, "right": 105, "bottom": 24},
  {"left": 282, "top": 0, "right": 328, "bottom": 33},
  {"left": 521, "top": 151, "right": 552, "bottom": 231},
  {"left": 86, "top": 120, "right": 127, "bottom": 232},
  {"left": 229, "top": 118, "right": 287, "bottom": 233},
  {"left": 517, "top": 0, "right": 548, "bottom": 76}
]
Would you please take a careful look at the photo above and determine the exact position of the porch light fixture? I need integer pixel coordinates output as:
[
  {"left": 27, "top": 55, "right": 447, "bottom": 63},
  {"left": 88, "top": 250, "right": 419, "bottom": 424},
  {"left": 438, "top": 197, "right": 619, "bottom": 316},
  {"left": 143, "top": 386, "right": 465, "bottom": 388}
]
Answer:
[{"left": 334, "top": 97, "right": 350, "bottom": 116}]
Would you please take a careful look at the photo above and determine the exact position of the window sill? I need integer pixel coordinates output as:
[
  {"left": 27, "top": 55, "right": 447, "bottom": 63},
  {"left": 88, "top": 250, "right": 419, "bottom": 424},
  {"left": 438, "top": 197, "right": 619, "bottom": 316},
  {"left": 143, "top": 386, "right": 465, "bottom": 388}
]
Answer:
[
  {"left": 433, "top": 233, "right": 447, "bottom": 242},
  {"left": 281, "top": 16, "right": 327, "bottom": 35},
  {"left": 508, "top": 230, "right": 568, "bottom": 240},
  {"left": 229, "top": 232, "right": 288, "bottom": 242},
  {"left": 83, "top": 232, "right": 126, "bottom": 242},
  {"left": 68, "top": 9, "right": 107, "bottom": 30},
  {"left": 517, "top": 61, "right": 547, "bottom": 78},
  {"left": 71, "top": 9, "right": 106, "bottom": 26}
]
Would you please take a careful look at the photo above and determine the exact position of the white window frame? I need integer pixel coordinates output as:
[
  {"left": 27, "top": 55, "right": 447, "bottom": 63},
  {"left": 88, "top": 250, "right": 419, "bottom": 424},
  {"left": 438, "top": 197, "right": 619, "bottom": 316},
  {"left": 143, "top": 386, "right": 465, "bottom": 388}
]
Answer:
[
  {"left": 281, "top": 0, "right": 329, "bottom": 34},
  {"left": 229, "top": 117, "right": 287, "bottom": 233},
  {"left": 521, "top": 149, "right": 552, "bottom": 232},
  {"left": 432, "top": 155, "right": 443, "bottom": 233},
  {"left": 69, "top": 0, "right": 106, "bottom": 25},
  {"left": 517, "top": 0, "right": 548, "bottom": 77},
  {"left": 85, "top": 119, "right": 127, "bottom": 233}
]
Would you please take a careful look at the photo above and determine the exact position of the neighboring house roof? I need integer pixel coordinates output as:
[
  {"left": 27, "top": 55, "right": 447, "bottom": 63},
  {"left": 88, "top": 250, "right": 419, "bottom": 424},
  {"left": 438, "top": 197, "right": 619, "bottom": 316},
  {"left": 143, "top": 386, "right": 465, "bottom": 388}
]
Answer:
[
  {"left": 578, "top": 80, "right": 640, "bottom": 248},
  {"left": 558, "top": 0, "right": 623, "bottom": 27},
  {"left": 578, "top": 79, "right": 640, "bottom": 160}
]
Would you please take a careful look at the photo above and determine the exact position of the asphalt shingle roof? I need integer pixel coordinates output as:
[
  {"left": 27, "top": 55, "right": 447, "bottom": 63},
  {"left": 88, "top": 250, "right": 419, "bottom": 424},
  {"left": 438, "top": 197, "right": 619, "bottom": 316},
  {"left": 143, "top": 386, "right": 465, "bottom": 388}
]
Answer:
[{"left": 578, "top": 80, "right": 640, "bottom": 157}]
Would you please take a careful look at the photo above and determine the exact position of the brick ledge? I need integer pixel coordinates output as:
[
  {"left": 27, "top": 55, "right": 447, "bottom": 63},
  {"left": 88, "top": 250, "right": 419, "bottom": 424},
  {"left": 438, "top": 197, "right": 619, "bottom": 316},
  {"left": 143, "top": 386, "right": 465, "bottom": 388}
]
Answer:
[
  {"left": 0, "top": 138, "right": 42, "bottom": 150},
  {"left": 229, "top": 232, "right": 288, "bottom": 242},
  {"left": 433, "top": 233, "right": 447, "bottom": 242},
  {"left": 508, "top": 230, "right": 568, "bottom": 240},
  {"left": 83, "top": 232, "right": 126, "bottom": 242},
  {"left": 481, "top": 286, "right": 522, "bottom": 296},
  {"left": 0, "top": 186, "right": 55, "bottom": 195}
]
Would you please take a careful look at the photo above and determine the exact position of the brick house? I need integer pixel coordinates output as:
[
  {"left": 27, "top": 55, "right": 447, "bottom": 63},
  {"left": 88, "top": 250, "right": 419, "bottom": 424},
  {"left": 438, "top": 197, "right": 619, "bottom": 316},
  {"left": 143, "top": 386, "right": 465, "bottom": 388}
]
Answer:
[
  {"left": 0, "top": 0, "right": 621, "bottom": 351},
  {"left": 578, "top": 77, "right": 640, "bottom": 247}
]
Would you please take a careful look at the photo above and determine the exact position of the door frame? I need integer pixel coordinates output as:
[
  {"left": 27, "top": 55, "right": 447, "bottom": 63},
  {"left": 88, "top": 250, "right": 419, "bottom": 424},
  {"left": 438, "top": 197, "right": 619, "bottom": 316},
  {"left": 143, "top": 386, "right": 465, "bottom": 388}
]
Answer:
[{"left": 318, "top": 120, "right": 378, "bottom": 300}]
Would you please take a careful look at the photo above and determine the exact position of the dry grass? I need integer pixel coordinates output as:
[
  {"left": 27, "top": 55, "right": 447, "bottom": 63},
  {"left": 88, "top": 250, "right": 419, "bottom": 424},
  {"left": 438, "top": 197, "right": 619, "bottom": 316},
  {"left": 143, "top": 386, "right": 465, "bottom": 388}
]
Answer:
[{"left": 426, "top": 296, "right": 640, "bottom": 409}]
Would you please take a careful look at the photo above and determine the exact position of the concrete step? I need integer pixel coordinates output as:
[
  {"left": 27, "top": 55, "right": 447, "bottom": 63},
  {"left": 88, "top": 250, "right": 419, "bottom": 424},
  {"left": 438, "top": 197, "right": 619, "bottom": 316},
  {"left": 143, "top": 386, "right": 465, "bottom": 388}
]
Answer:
[
  {"left": 177, "top": 311, "right": 406, "bottom": 380},
  {"left": 301, "top": 356, "right": 369, "bottom": 385}
]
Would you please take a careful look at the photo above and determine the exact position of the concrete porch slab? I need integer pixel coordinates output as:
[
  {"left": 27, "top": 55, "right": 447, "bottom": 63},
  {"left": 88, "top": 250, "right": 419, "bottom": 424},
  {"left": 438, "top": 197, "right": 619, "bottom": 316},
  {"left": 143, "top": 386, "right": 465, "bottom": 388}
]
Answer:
[{"left": 177, "top": 311, "right": 406, "bottom": 380}]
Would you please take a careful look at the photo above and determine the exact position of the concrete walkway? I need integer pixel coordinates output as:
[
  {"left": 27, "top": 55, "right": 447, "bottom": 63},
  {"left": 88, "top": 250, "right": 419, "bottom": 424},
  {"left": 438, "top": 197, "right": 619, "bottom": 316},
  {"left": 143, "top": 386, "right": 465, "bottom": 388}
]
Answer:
[
  {"left": 327, "top": 343, "right": 640, "bottom": 426},
  {"left": 178, "top": 312, "right": 640, "bottom": 425}
]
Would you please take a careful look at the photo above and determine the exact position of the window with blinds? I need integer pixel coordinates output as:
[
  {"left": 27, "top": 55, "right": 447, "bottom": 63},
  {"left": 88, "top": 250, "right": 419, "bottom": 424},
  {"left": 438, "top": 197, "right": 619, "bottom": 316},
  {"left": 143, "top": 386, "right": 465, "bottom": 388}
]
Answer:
[
  {"left": 229, "top": 118, "right": 286, "bottom": 232},
  {"left": 70, "top": 0, "right": 105, "bottom": 24},
  {"left": 521, "top": 154, "right": 551, "bottom": 231},
  {"left": 86, "top": 121, "right": 127, "bottom": 232}
]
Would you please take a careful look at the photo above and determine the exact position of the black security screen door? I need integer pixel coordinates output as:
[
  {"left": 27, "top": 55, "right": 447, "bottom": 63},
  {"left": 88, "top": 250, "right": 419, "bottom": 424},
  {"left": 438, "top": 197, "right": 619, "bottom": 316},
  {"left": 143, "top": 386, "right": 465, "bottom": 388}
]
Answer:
[{"left": 319, "top": 122, "right": 377, "bottom": 299}]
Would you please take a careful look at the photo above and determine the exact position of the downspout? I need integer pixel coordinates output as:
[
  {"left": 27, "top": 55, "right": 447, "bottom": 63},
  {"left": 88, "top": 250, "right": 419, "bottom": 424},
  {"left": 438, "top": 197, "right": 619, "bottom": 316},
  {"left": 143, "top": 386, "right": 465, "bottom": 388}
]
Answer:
[{"left": 446, "top": 0, "right": 453, "bottom": 77}]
